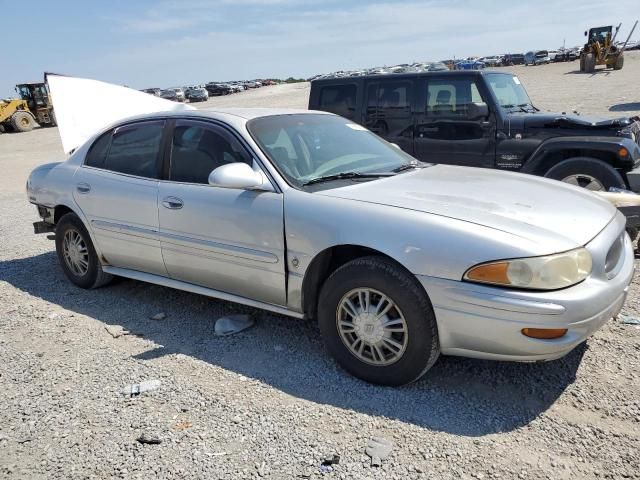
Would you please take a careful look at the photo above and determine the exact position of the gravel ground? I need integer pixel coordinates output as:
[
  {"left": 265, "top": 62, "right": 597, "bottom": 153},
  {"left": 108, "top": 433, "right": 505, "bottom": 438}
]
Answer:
[{"left": 1, "top": 55, "right": 640, "bottom": 479}]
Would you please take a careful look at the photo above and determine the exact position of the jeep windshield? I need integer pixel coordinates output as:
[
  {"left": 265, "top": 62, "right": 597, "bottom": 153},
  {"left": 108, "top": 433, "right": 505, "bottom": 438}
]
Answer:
[
  {"left": 248, "top": 114, "right": 424, "bottom": 188},
  {"left": 485, "top": 73, "right": 535, "bottom": 112}
]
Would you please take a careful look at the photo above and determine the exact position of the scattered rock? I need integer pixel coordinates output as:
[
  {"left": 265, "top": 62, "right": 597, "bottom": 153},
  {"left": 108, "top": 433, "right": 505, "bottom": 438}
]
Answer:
[
  {"left": 214, "top": 314, "right": 254, "bottom": 336},
  {"left": 617, "top": 314, "right": 640, "bottom": 325},
  {"left": 104, "top": 325, "right": 129, "bottom": 338},
  {"left": 121, "top": 379, "right": 161, "bottom": 397},
  {"left": 136, "top": 433, "right": 162, "bottom": 445},
  {"left": 321, "top": 454, "right": 340, "bottom": 466},
  {"left": 365, "top": 437, "right": 393, "bottom": 467},
  {"left": 150, "top": 312, "right": 166, "bottom": 320}
]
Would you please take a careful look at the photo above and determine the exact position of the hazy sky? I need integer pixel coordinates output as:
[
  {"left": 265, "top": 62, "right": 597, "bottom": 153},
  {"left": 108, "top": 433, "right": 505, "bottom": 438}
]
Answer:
[{"left": 2, "top": 0, "right": 638, "bottom": 97}]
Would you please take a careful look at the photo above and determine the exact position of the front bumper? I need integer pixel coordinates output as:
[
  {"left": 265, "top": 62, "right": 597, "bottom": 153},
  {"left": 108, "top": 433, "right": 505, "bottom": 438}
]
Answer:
[
  {"left": 418, "top": 212, "right": 634, "bottom": 361},
  {"left": 626, "top": 165, "right": 640, "bottom": 193}
]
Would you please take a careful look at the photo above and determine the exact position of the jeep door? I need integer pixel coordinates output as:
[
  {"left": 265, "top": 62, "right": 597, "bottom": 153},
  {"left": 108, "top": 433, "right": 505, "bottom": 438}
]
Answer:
[
  {"left": 363, "top": 79, "right": 415, "bottom": 154},
  {"left": 413, "top": 76, "right": 496, "bottom": 167},
  {"left": 157, "top": 119, "right": 286, "bottom": 306}
]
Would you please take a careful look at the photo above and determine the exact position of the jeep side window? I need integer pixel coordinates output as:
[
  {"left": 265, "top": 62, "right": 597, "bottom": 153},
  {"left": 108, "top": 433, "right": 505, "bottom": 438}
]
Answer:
[
  {"left": 364, "top": 81, "right": 412, "bottom": 137},
  {"left": 426, "top": 79, "right": 484, "bottom": 117},
  {"left": 318, "top": 85, "right": 357, "bottom": 120}
]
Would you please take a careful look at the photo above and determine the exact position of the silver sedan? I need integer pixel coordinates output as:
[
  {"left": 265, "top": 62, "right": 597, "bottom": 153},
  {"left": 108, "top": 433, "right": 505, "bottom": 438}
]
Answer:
[{"left": 27, "top": 108, "right": 634, "bottom": 385}]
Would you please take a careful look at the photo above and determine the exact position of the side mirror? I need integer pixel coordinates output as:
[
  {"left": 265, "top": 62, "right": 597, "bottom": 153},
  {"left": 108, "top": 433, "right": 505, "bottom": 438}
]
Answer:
[
  {"left": 584, "top": 31, "right": 587, "bottom": 36},
  {"left": 208, "top": 163, "right": 271, "bottom": 191},
  {"left": 467, "top": 102, "right": 489, "bottom": 120}
]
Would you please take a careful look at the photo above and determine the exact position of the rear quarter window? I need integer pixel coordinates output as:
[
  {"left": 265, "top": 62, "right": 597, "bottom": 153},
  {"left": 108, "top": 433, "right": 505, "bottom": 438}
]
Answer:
[{"left": 85, "top": 131, "right": 112, "bottom": 169}]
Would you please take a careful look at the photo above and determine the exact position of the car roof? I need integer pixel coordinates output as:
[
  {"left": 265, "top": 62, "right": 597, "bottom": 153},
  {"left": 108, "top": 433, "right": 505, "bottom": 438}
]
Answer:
[
  {"left": 113, "top": 108, "right": 332, "bottom": 127},
  {"left": 189, "top": 107, "right": 329, "bottom": 121},
  {"left": 310, "top": 70, "right": 514, "bottom": 84}
]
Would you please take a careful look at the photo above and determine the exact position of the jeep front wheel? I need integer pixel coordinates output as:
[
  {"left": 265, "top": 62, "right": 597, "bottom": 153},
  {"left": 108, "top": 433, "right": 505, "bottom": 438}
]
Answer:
[{"left": 545, "top": 157, "right": 625, "bottom": 192}]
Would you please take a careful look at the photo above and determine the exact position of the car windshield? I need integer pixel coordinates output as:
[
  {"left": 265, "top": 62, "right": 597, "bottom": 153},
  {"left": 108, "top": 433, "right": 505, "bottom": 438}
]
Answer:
[
  {"left": 485, "top": 73, "right": 533, "bottom": 110},
  {"left": 248, "top": 114, "right": 420, "bottom": 188}
]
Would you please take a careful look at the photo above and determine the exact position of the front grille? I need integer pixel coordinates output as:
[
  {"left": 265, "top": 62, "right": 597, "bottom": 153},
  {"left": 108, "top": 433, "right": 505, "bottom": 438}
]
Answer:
[{"left": 605, "top": 233, "right": 625, "bottom": 277}]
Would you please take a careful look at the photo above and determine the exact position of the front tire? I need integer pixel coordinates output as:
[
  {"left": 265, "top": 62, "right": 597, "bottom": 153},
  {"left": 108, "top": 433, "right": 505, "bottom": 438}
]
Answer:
[
  {"left": 55, "top": 213, "right": 113, "bottom": 289},
  {"left": 584, "top": 53, "right": 596, "bottom": 73},
  {"left": 318, "top": 256, "right": 440, "bottom": 386},
  {"left": 613, "top": 54, "right": 624, "bottom": 70},
  {"left": 545, "top": 157, "right": 625, "bottom": 192},
  {"left": 11, "top": 111, "right": 36, "bottom": 132}
]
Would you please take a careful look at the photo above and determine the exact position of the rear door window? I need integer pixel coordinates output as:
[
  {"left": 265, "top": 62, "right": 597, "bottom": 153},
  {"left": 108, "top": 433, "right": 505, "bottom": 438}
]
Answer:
[
  {"left": 87, "top": 121, "right": 165, "bottom": 178},
  {"left": 318, "top": 85, "right": 357, "bottom": 120}
]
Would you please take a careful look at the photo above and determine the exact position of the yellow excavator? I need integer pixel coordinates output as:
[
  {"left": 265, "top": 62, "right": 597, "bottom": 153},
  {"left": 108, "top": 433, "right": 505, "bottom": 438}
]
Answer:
[
  {"left": 580, "top": 21, "right": 638, "bottom": 73},
  {"left": 0, "top": 82, "right": 56, "bottom": 133}
]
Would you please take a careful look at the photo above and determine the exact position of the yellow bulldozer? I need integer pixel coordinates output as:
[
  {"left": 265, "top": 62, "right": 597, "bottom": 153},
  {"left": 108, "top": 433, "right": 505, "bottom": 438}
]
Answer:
[
  {"left": 0, "top": 82, "right": 56, "bottom": 133},
  {"left": 579, "top": 21, "right": 638, "bottom": 73}
]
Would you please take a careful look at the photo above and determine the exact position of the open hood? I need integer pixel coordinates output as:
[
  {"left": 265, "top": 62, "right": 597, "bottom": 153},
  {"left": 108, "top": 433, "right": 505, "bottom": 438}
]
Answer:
[{"left": 46, "top": 73, "right": 195, "bottom": 154}]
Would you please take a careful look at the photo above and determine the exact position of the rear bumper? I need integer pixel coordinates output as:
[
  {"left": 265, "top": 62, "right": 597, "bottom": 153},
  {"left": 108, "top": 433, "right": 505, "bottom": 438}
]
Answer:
[{"left": 418, "top": 214, "right": 634, "bottom": 361}]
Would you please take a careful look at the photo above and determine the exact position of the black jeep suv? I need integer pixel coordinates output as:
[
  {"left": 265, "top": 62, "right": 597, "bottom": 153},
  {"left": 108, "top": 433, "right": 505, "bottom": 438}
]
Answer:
[{"left": 309, "top": 71, "right": 640, "bottom": 192}]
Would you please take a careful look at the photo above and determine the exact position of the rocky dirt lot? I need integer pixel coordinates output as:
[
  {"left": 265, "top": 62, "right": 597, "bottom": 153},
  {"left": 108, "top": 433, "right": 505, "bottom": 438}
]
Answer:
[{"left": 1, "top": 54, "right": 640, "bottom": 479}]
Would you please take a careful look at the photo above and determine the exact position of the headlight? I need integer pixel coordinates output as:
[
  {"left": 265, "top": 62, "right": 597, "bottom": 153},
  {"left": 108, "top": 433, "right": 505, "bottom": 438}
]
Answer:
[{"left": 464, "top": 248, "right": 592, "bottom": 290}]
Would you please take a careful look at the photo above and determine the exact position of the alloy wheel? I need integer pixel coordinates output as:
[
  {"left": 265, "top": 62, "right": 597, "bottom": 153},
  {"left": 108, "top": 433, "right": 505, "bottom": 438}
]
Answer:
[{"left": 336, "top": 287, "right": 408, "bottom": 366}]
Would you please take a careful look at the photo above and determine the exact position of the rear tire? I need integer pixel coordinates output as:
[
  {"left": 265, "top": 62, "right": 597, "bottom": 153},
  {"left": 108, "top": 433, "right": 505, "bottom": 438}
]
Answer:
[
  {"left": 318, "top": 256, "right": 440, "bottom": 386},
  {"left": 579, "top": 55, "right": 585, "bottom": 71},
  {"left": 613, "top": 54, "right": 624, "bottom": 70},
  {"left": 545, "top": 157, "right": 625, "bottom": 192},
  {"left": 55, "top": 213, "right": 113, "bottom": 289},
  {"left": 584, "top": 53, "right": 596, "bottom": 73},
  {"left": 11, "top": 111, "right": 36, "bottom": 132}
]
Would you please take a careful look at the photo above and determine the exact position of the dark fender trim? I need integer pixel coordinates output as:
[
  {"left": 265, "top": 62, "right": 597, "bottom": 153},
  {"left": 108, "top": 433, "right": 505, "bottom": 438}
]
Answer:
[{"left": 521, "top": 136, "right": 639, "bottom": 174}]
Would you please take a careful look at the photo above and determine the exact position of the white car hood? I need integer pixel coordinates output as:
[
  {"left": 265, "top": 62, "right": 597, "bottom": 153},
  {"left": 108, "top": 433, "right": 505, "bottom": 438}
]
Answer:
[
  {"left": 317, "top": 165, "right": 617, "bottom": 251},
  {"left": 47, "top": 74, "right": 195, "bottom": 154}
]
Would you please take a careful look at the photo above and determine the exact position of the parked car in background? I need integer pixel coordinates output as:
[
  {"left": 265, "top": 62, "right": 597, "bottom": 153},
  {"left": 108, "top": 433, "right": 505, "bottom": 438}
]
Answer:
[
  {"left": 525, "top": 50, "right": 551, "bottom": 65},
  {"left": 141, "top": 88, "right": 162, "bottom": 96},
  {"left": 480, "top": 56, "right": 502, "bottom": 67},
  {"left": 28, "top": 104, "right": 634, "bottom": 387},
  {"left": 309, "top": 70, "right": 640, "bottom": 193},
  {"left": 206, "top": 83, "right": 233, "bottom": 96},
  {"left": 167, "top": 88, "right": 186, "bottom": 102},
  {"left": 426, "top": 62, "right": 449, "bottom": 71},
  {"left": 502, "top": 53, "right": 525, "bottom": 65},
  {"left": 185, "top": 87, "right": 209, "bottom": 102},
  {"left": 159, "top": 89, "right": 182, "bottom": 101},
  {"left": 455, "top": 59, "right": 485, "bottom": 70}
]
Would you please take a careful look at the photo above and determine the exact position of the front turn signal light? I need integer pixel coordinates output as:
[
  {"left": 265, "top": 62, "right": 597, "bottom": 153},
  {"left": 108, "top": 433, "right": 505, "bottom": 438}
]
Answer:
[{"left": 521, "top": 328, "right": 568, "bottom": 339}]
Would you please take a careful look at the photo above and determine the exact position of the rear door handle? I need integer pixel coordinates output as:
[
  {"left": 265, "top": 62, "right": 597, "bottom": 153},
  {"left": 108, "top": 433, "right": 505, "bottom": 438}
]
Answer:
[
  {"left": 162, "top": 196, "right": 184, "bottom": 209},
  {"left": 76, "top": 182, "right": 91, "bottom": 193}
]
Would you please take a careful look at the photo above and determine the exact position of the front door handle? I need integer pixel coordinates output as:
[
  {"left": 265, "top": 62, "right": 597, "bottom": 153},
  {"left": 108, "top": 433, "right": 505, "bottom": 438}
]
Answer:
[
  {"left": 76, "top": 182, "right": 91, "bottom": 194},
  {"left": 162, "top": 196, "right": 183, "bottom": 209}
]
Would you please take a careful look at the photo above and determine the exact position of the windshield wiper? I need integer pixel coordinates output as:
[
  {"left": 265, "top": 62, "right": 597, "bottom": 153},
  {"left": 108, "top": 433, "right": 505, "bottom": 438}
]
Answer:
[
  {"left": 392, "top": 161, "right": 427, "bottom": 173},
  {"left": 302, "top": 172, "right": 393, "bottom": 186},
  {"left": 517, "top": 103, "right": 537, "bottom": 113}
]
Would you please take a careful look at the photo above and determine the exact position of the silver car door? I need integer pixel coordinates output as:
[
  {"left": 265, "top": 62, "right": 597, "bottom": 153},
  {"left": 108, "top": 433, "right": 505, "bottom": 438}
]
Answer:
[
  {"left": 158, "top": 119, "right": 286, "bottom": 305},
  {"left": 73, "top": 120, "right": 167, "bottom": 276}
]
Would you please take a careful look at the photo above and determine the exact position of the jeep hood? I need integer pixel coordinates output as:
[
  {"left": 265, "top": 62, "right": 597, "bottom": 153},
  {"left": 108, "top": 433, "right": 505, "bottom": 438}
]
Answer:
[
  {"left": 520, "top": 112, "right": 634, "bottom": 130},
  {"left": 46, "top": 74, "right": 195, "bottom": 154},
  {"left": 317, "top": 165, "right": 617, "bottom": 253}
]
